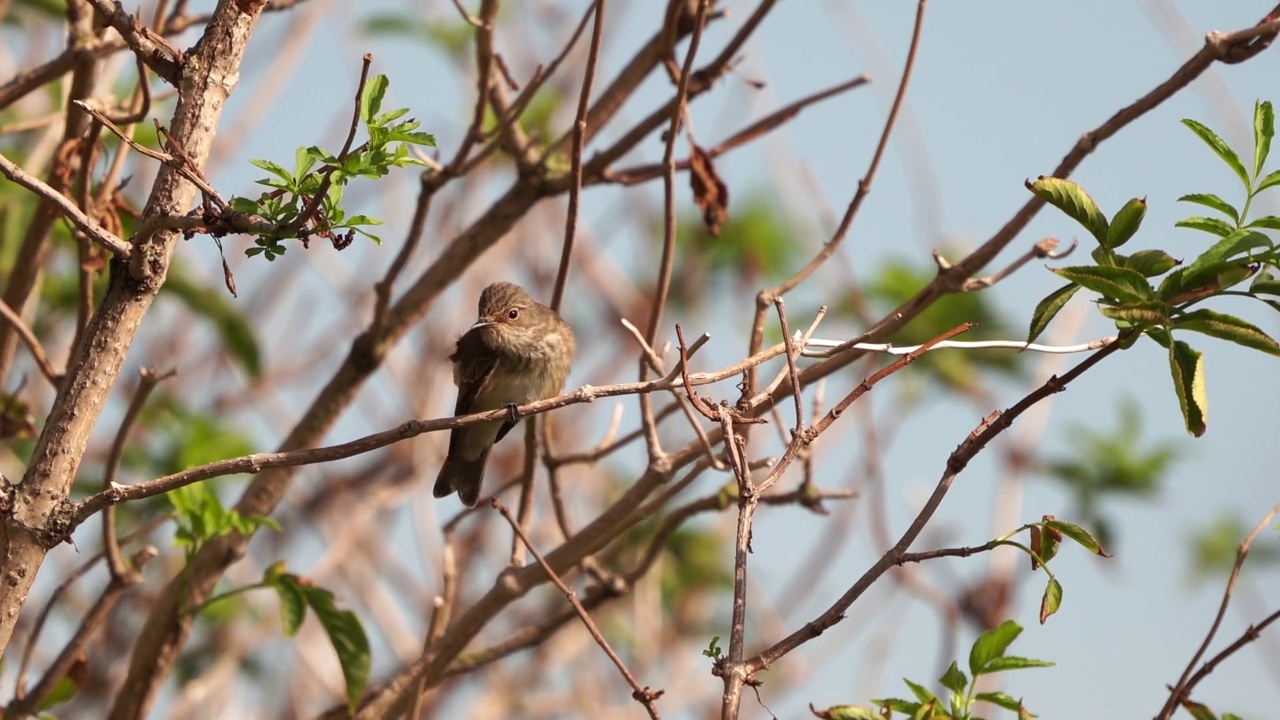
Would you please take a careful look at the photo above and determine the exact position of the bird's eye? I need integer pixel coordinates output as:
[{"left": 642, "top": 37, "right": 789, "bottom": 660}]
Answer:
[{"left": 507, "top": 308, "right": 520, "bottom": 320}]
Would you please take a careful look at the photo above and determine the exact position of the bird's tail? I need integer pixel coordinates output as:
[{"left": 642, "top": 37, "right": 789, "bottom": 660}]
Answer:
[{"left": 433, "top": 447, "right": 491, "bottom": 508}]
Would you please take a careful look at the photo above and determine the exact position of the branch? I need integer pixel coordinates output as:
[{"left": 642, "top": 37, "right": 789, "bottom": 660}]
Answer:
[
  {"left": 0, "top": 297, "right": 63, "bottom": 387},
  {"left": 83, "top": 0, "right": 183, "bottom": 84},
  {"left": 745, "top": 0, "right": 928, "bottom": 397},
  {"left": 1157, "top": 502, "right": 1280, "bottom": 719},
  {"left": 0, "top": 151, "right": 133, "bottom": 259},
  {"left": 740, "top": 329, "right": 1130, "bottom": 679},
  {"left": 550, "top": 0, "right": 606, "bottom": 312},
  {"left": 494, "top": 500, "right": 664, "bottom": 718}
]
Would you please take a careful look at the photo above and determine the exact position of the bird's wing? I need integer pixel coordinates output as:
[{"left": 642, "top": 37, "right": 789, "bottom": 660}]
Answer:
[{"left": 450, "top": 329, "right": 500, "bottom": 416}]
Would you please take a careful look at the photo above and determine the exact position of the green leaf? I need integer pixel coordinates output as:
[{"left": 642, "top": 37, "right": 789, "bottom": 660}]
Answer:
[
  {"left": 1051, "top": 265, "right": 1153, "bottom": 302},
  {"left": 273, "top": 576, "right": 307, "bottom": 636},
  {"left": 1098, "top": 301, "right": 1169, "bottom": 326},
  {"left": 1168, "top": 340, "right": 1208, "bottom": 437},
  {"left": 293, "top": 145, "right": 318, "bottom": 178},
  {"left": 1026, "top": 283, "right": 1080, "bottom": 344},
  {"left": 1176, "top": 216, "right": 1237, "bottom": 238},
  {"left": 824, "top": 707, "right": 884, "bottom": 720},
  {"left": 902, "top": 677, "right": 938, "bottom": 704},
  {"left": 975, "top": 692, "right": 1026, "bottom": 713},
  {"left": 1250, "top": 270, "right": 1280, "bottom": 296},
  {"left": 1177, "top": 193, "right": 1239, "bottom": 224},
  {"left": 969, "top": 620, "right": 1022, "bottom": 676},
  {"left": 1183, "top": 117, "right": 1251, "bottom": 190},
  {"left": 872, "top": 697, "right": 921, "bottom": 715},
  {"left": 1181, "top": 698, "right": 1219, "bottom": 720},
  {"left": 1174, "top": 309, "right": 1280, "bottom": 356},
  {"left": 1039, "top": 578, "right": 1062, "bottom": 624},
  {"left": 1026, "top": 176, "right": 1108, "bottom": 245},
  {"left": 1045, "top": 519, "right": 1111, "bottom": 556},
  {"left": 361, "top": 74, "right": 390, "bottom": 125},
  {"left": 300, "top": 585, "right": 371, "bottom": 714},
  {"left": 981, "top": 656, "right": 1056, "bottom": 672},
  {"left": 1105, "top": 197, "right": 1147, "bottom": 248},
  {"left": 939, "top": 661, "right": 968, "bottom": 695},
  {"left": 248, "top": 158, "right": 293, "bottom": 183},
  {"left": 1245, "top": 214, "right": 1280, "bottom": 230},
  {"left": 229, "top": 196, "right": 261, "bottom": 215},
  {"left": 1255, "top": 100, "right": 1274, "bottom": 178},
  {"left": 1182, "top": 230, "right": 1271, "bottom": 280},
  {"left": 1124, "top": 249, "right": 1180, "bottom": 277},
  {"left": 1257, "top": 167, "right": 1280, "bottom": 193}
]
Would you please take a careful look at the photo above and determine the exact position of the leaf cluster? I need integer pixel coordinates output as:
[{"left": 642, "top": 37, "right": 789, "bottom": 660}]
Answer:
[
  {"left": 1028, "top": 100, "right": 1280, "bottom": 437},
  {"left": 229, "top": 74, "right": 435, "bottom": 260},
  {"left": 813, "top": 621, "right": 1051, "bottom": 720}
]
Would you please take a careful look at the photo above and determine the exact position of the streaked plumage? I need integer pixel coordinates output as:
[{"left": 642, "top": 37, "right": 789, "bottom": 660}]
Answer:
[{"left": 433, "top": 282, "right": 576, "bottom": 507}]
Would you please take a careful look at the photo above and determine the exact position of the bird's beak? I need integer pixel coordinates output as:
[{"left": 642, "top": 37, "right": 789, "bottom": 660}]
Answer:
[{"left": 470, "top": 320, "right": 494, "bottom": 330}]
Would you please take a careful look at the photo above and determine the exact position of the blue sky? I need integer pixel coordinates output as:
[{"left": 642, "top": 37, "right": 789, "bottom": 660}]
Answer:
[
  {"left": 10, "top": 1, "right": 1276, "bottom": 717},
  {"left": 210, "top": 2, "right": 1280, "bottom": 718}
]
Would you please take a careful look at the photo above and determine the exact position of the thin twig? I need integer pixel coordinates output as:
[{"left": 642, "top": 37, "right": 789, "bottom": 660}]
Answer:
[
  {"left": 1158, "top": 502, "right": 1280, "bottom": 719},
  {"left": 0, "top": 151, "right": 132, "bottom": 259},
  {"left": 638, "top": 0, "right": 713, "bottom": 461},
  {"left": 0, "top": 297, "right": 62, "bottom": 387},
  {"left": 292, "top": 53, "right": 372, "bottom": 231},
  {"left": 101, "top": 367, "right": 174, "bottom": 580},
  {"left": 741, "top": 330, "right": 1132, "bottom": 679},
  {"left": 494, "top": 500, "right": 665, "bottom": 718},
  {"left": 551, "top": 0, "right": 606, "bottom": 312},
  {"left": 745, "top": 0, "right": 928, "bottom": 396}
]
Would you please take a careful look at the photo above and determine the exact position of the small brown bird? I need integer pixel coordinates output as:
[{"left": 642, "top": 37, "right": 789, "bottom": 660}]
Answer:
[{"left": 433, "top": 282, "right": 576, "bottom": 507}]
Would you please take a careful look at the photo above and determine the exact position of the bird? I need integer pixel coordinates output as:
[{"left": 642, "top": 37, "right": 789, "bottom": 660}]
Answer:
[{"left": 433, "top": 282, "right": 576, "bottom": 507}]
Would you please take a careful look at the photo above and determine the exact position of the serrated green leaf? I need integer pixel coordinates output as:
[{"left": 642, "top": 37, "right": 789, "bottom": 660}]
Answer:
[
  {"left": 873, "top": 697, "right": 922, "bottom": 715},
  {"left": 1183, "top": 229, "right": 1271, "bottom": 280},
  {"left": 1246, "top": 214, "right": 1280, "bottom": 230},
  {"left": 981, "top": 656, "right": 1056, "bottom": 672},
  {"left": 1169, "top": 340, "right": 1207, "bottom": 437},
  {"left": 1255, "top": 100, "right": 1274, "bottom": 178},
  {"left": 903, "top": 677, "right": 937, "bottom": 704},
  {"left": 229, "top": 196, "right": 261, "bottom": 214},
  {"left": 1183, "top": 117, "right": 1251, "bottom": 190},
  {"left": 970, "top": 620, "right": 1022, "bottom": 676},
  {"left": 939, "top": 661, "right": 968, "bottom": 695},
  {"left": 1177, "top": 193, "right": 1239, "bottom": 224},
  {"left": 1045, "top": 519, "right": 1111, "bottom": 556},
  {"left": 1257, "top": 167, "right": 1280, "bottom": 192},
  {"left": 300, "top": 585, "right": 371, "bottom": 714},
  {"left": 824, "top": 707, "right": 884, "bottom": 720},
  {"left": 1124, "top": 249, "right": 1180, "bottom": 277},
  {"left": 1176, "top": 216, "right": 1237, "bottom": 238},
  {"left": 1174, "top": 309, "right": 1280, "bottom": 356},
  {"left": 361, "top": 74, "right": 390, "bottom": 124},
  {"left": 248, "top": 158, "right": 292, "bottom": 182},
  {"left": 1052, "top": 265, "right": 1153, "bottom": 302},
  {"left": 1098, "top": 301, "right": 1170, "bottom": 326},
  {"left": 294, "top": 145, "right": 318, "bottom": 178},
  {"left": 1026, "top": 176, "right": 1108, "bottom": 244},
  {"left": 1026, "top": 283, "right": 1080, "bottom": 344},
  {"left": 1105, "top": 197, "right": 1146, "bottom": 248},
  {"left": 975, "top": 692, "right": 1026, "bottom": 713},
  {"left": 1039, "top": 571, "right": 1059, "bottom": 622}
]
